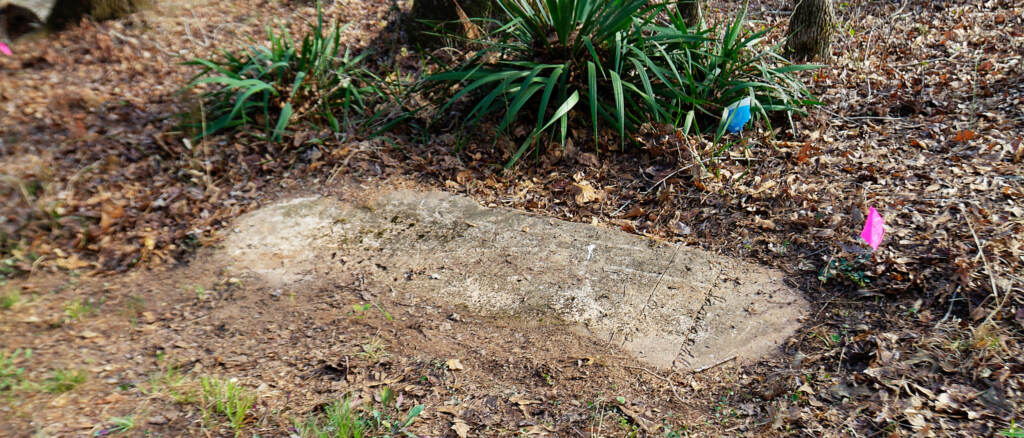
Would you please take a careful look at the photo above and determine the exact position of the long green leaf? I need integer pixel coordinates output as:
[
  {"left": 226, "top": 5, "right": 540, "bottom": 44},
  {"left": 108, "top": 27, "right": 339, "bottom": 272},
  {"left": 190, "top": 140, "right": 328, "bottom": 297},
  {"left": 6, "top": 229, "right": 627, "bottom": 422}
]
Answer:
[
  {"left": 497, "top": 65, "right": 550, "bottom": 131},
  {"left": 610, "top": 70, "right": 625, "bottom": 142},
  {"left": 587, "top": 61, "right": 599, "bottom": 146},
  {"left": 272, "top": 103, "right": 293, "bottom": 142},
  {"left": 506, "top": 90, "right": 579, "bottom": 169}
]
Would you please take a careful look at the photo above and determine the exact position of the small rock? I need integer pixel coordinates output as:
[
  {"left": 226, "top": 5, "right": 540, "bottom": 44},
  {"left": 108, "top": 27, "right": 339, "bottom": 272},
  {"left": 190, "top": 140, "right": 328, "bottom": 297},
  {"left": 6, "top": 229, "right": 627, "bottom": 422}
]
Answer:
[
  {"left": 148, "top": 415, "right": 168, "bottom": 425},
  {"left": 79, "top": 330, "right": 101, "bottom": 339}
]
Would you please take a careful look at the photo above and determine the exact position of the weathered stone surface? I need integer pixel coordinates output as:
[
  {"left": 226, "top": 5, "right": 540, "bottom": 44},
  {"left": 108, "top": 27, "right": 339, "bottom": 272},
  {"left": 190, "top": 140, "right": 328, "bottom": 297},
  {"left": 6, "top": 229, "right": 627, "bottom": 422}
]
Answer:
[
  {"left": 221, "top": 191, "right": 808, "bottom": 370},
  {"left": 1, "top": 0, "right": 54, "bottom": 40},
  {"left": 1, "top": 0, "right": 148, "bottom": 40},
  {"left": 1, "top": 0, "right": 55, "bottom": 22}
]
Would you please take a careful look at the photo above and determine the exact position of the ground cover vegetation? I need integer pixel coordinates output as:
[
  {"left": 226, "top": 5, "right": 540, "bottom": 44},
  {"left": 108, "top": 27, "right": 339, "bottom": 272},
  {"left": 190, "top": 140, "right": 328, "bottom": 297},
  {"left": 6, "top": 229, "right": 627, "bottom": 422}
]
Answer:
[
  {"left": 0, "top": 0, "right": 1021, "bottom": 436},
  {"left": 424, "top": 0, "right": 818, "bottom": 167},
  {"left": 182, "top": 3, "right": 384, "bottom": 142},
  {"left": 182, "top": 0, "right": 818, "bottom": 168}
]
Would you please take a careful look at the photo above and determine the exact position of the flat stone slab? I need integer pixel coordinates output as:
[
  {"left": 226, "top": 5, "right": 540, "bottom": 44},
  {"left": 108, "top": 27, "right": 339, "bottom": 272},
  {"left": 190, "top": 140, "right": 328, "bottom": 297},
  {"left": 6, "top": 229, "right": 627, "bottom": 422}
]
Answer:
[{"left": 220, "top": 191, "right": 808, "bottom": 370}]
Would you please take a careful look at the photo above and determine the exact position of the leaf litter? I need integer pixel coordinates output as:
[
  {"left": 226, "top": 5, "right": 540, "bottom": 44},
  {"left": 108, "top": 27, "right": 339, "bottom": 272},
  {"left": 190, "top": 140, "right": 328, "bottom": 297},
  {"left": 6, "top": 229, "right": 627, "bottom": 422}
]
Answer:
[{"left": 0, "top": 0, "right": 1021, "bottom": 436}]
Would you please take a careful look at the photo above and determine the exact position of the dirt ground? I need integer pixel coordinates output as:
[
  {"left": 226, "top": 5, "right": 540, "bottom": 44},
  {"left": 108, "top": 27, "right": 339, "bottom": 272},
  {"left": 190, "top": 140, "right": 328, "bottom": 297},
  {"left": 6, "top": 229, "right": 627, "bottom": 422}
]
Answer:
[
  {"left": 2, "top": 179, "right": 768, "bottom": 438},
  {"left": 1, "top": 0, "right": 1022, "bottom": 437}
]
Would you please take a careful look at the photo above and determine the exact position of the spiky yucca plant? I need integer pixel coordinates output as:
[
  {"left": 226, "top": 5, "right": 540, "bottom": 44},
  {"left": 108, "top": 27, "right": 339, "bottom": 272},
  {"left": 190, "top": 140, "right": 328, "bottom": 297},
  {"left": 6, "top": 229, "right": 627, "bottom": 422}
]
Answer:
[
  {"left": 643, "top": 4, "right": 820, "bottom": 139},
  {"left": 427, "top": 0, "right": 819, "bottom": 168},
  {"left": 427, "top": 0, "right": 658, "bottom": 167},
  {"left": 182, "top": 4, "right": 381, "bottom": 143}
]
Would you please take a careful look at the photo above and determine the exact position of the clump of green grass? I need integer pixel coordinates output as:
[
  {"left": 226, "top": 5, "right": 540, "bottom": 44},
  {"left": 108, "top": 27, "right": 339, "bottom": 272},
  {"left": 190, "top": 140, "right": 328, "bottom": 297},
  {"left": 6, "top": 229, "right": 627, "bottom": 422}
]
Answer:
[
  {"left": 63, "top": 297, "right": 100, "bottom": 320},
  {"left": 1000, "top": 421, "right": 1024, "bottom": 437},
  {"left": 0, "top": 349, "right": 31, "bottom": 392},
  {"left": 144, "top": 364, "right": 196, "bottom": 404},
  {"left": 295, "top": 386, "right": 423, "bottom": 438},
  {"left": 200, "top": 376, "right": 256, "bottom": 434},
  {"left": 351, "top": 302, "right": 393, "bottom": 321},
  {"left": 182, "top": 2, "right": 382, "bottom": 143},
  {"left": 425, "top": 0, "right": 818, "bottom": 168},
  {"left": 357, "top": 338, "right": 391, "bottom": 363},
  {"left": 296, "top": 397, "right": 367, "bottom": 438},
  {"left": 1, "top": 288, "right": 20, "bottom": 310},
  {"left": 43, "top": 368, "right": 87, "bottom": 393},
  {"left": 106, "top": 415, "right": 137, "bottom": 434}
]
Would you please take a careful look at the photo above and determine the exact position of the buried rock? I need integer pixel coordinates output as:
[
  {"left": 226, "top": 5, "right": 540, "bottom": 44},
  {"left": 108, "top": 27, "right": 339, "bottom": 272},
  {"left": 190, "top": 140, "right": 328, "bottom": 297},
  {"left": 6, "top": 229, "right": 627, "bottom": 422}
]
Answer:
[
  {"left": 1, "top": 0, "right": 149, "bottom": 41},
  {"left": 221, "top": 191, "right": 808, "bottom": 370}
]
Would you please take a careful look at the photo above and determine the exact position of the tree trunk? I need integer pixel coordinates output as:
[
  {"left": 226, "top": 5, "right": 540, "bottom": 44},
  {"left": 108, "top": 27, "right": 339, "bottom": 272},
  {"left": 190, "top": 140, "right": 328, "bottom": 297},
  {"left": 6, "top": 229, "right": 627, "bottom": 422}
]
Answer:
[
  {"left": 676, "top": 0, "right": 702, "bottom": 29},
  {"left": 784, "top": 0, "right": 835, "bottom": 62},
  {"left": 406, "top": 0, "right": 497, "bottom": 47}
]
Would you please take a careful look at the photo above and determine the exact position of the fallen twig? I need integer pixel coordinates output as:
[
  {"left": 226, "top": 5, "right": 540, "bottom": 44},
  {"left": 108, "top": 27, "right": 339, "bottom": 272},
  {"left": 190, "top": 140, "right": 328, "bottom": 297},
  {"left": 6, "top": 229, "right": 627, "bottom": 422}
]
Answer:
[
  {"left": 692, "top": 355, "right": 737, "bottom": 374},
  {"left": 964, "top": 212, "right": 1004, "bottom": 323},
  {"left": 622, "top": 365, "right": 686, "bottom": 405}
]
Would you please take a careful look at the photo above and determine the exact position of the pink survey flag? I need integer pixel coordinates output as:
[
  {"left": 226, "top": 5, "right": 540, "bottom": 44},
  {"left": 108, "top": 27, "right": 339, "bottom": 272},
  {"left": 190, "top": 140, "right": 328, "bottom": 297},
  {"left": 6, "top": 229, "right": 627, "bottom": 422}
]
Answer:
[
  {"left": 860, "top": 207, "right": 884, "bottom": 251},
  {"left": 0, "top": 42, "right": 11, "bottom": 56}
]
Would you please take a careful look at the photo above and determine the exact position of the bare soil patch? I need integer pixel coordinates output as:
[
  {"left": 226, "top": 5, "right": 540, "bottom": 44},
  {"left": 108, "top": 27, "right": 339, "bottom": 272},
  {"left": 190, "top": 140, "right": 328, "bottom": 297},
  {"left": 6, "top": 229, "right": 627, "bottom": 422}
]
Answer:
[{"left": 1, "top": 182, "right": 751, "bottom": 438}]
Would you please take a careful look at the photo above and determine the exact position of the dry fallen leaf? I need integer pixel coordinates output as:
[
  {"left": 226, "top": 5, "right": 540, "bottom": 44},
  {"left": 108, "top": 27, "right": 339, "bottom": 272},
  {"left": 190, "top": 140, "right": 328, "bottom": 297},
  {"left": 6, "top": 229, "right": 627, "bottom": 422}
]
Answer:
[
  {"left": 623, "top": 206, "right": 645, "bottom": 218},
  {"left": 577, "top": 152, "right": 600, "bottom": 168},
  {"left": 953, "top": 130, "right": 976, "bottom": 142},
  {"left": 99, "top": 201, "right": 125, "bottom": 234},
  {"left": 456, "top": 169, "right": 475, "bottom": 185},
  {"left": 78, "top": 330, "right": 101, "bottom": 339},
  {"left": 451, "top": 419, "right": 471, "bottom": 438},
  {"left": 435, "top": 405, "right": 463, "bottom": 416},
  {"left": 96, "top": 393, "right": 128, "bottom": 404},
  {"left": 572, "top": 181, "right": 599, "bottom": 204},
  {"left": 55, "top": 255, "right": 91, "bottom": 271},
  {"left": 445, "top": 358, "right": 465, "bottom": 371},
  {"left": 509, "top": 394, "right": 541, "bottom": 406}
]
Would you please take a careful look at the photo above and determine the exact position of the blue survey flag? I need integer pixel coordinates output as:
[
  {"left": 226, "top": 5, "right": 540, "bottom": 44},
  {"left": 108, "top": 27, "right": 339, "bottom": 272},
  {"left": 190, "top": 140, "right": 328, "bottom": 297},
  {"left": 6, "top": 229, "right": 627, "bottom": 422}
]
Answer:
[{"left": 723, "top": 97, "right": 752, "bottom": 133}]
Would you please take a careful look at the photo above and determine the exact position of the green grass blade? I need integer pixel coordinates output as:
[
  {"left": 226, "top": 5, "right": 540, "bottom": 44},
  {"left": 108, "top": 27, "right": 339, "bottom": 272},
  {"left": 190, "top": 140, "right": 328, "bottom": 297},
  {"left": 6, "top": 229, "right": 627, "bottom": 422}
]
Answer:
[
  {"left": 533, "top": 66, "right": 564, "bottom": 133},
  {"left": 587, "top": 61, "right": 598, "bottom": 145},
  {"left": 272, "top": 103, "right": 293, "bottom": 142},
  {"left": 506, "top": 90, "right": 579, "bottom": 169},
  {"left": 497, "top": 65, "right": 549, "bottom": 132},
  {"left": 610, "top": 70, "right": 625, "bottom": 143}
]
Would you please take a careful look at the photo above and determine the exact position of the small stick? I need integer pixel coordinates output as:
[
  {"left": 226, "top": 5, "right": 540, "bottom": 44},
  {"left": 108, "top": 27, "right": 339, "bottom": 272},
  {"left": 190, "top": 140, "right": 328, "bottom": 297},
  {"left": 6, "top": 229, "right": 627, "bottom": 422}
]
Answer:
[
  {"left": 692, "top": 355, "right": 736, "bottom": 374},
  {"left": 965, "top": 214, "right": 1002, "bottom": 314},
  {"left": 623, "top": 365, "right": 686, "bottom": 405}
]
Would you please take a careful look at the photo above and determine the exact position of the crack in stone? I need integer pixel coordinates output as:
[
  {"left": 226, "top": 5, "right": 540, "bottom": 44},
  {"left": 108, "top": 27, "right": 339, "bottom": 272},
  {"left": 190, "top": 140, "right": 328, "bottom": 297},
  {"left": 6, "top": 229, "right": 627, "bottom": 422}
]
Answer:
[{"left": 673, "top": 270, "right": 723, "bottom": 370}]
